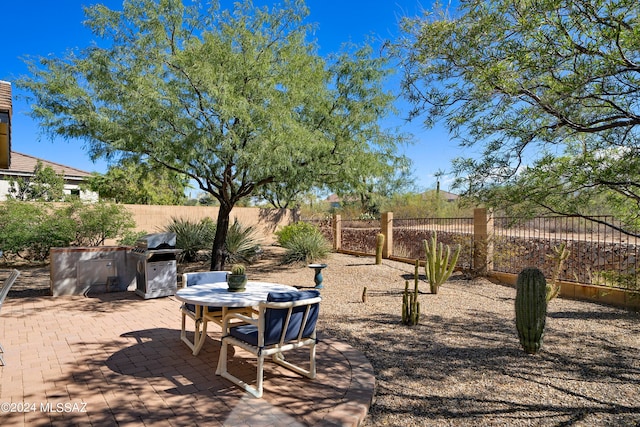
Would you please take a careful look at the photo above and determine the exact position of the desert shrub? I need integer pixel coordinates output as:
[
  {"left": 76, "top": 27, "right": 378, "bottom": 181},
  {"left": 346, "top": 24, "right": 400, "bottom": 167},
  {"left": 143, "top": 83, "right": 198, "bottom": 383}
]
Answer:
[
  {"left": 276, "top": 221, "right": 320, "bottom": 247},
  {"left": 0, "top": 200, "right": 76, "bottom": 262},
  {"left": 65, "top": 201, "right": 136, "bottom": 246},
  {"left": 117, "top": 230, "right": 149, "bottom": 246},
  {"left": 225, "top": 219, "right": 262, "bottom": 264},
  {"left": 166, "top": 217, "right": 261, "bottom": 264},
  {"left": 165, "top": 217, "right": 216, "bottom": 262},
  {"left": 281, "top": 228, "right": 331, "bottom": 264}
]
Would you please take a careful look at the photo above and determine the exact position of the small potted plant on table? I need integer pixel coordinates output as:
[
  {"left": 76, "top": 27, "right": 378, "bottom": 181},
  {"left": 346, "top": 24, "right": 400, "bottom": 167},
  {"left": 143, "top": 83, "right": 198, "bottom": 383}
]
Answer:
[{"left": 227, "top": 264, "right": 247, "bottom": 292}]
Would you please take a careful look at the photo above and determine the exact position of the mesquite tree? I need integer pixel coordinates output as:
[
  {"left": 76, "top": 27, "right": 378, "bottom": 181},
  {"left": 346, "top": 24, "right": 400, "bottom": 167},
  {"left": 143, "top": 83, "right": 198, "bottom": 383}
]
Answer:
[
  {"left": 19, "top": 0, "right": 407, "bottom": 269},
  {"left": 396, "top": 0, "right": 640, "bottom": 236}
]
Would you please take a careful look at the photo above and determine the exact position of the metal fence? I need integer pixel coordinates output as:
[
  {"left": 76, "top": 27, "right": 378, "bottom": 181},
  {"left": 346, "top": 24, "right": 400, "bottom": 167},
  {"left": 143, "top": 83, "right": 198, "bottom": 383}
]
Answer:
[
  {"left": 492, "top": 216, "right": 640, "bottom": 290},
  {"left": 306, "top": 213, "right": 640, "bottom": 291},
  {"left": 392, "top": 217, "right": 474, "bottom": 270}
]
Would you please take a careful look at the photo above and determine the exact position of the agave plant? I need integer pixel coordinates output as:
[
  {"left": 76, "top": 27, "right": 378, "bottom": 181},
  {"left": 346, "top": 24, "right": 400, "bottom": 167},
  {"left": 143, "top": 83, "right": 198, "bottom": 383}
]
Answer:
[
  {"left": 165, "top": 217, "right": 216, "bottom": 262},
  {"left": 224, "top": 219, "right": 262, "bottom": 264}
]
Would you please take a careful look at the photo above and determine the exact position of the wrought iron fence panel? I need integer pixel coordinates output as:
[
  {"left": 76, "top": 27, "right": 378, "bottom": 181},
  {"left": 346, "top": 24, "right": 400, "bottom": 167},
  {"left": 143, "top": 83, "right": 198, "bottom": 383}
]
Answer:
[
  {"left": 492, "top": 216, "right": 640, "bottom": 290},
  {"left": 392, "top": 218, "right": 474, "bottom": 270}
]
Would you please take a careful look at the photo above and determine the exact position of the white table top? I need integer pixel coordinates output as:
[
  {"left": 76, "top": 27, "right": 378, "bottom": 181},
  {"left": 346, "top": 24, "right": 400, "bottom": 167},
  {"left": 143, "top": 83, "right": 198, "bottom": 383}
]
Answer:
[{"left": 175, "top": 281, "right": 297, "bottom": 307}]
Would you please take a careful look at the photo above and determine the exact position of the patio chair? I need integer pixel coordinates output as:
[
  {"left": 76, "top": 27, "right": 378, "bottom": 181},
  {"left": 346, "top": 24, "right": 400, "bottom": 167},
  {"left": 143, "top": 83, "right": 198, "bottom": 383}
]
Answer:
[
  {"left": 216, "top": 290, "right": 321, "bottom": 398},
  {"left": 0, "top": 269, "right": 20, "bottom": 366},
  {"left": 180, "top": 271, "right": 254, "bottom": 355}
]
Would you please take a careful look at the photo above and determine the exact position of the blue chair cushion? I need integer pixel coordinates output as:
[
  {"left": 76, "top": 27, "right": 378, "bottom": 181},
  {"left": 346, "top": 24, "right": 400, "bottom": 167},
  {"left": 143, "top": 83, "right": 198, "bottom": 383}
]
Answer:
[{"left": 229, "top": 290, "right": 320, "bottom": 347}]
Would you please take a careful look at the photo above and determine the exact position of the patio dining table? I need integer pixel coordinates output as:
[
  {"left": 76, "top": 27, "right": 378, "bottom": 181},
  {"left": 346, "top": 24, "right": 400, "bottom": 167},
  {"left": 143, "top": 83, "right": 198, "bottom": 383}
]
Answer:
[{"left": 175, "top": 281, "right": 297, "bottom": 355}]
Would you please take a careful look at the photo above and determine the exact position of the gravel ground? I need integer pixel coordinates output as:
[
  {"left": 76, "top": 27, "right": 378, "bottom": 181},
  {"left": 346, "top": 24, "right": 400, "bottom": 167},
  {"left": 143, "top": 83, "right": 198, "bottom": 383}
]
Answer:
[
  {"left": 5, "top": 247, "right": 640, "bottom": 426},
  {"left": 252, "top": 247, "right": 640, "bottom": 427}
]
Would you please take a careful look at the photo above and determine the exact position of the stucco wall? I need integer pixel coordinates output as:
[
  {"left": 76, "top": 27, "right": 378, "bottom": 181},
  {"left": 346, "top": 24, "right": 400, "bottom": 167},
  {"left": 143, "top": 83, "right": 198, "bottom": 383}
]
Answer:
[{"left": 122, "top": 204, "right": 298, "bottom": 244}]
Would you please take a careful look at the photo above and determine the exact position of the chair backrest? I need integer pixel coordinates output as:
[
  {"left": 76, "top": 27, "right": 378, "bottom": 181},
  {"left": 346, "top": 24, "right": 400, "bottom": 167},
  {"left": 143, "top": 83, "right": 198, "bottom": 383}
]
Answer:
[
  {"left": 262, "top": 290, "right": 321, "bottom": 346},
  {"left": 182, "top": 271, "right": 230, "bottom": 287},
  {"left": 0, "top": 270, "right": 20, "bottom": 307}
]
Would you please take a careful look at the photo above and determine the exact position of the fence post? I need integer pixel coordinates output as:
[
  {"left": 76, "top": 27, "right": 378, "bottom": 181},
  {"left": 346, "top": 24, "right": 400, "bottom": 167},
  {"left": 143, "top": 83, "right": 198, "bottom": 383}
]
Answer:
[
  {"left": 333, "top": 214, "right": 342, "bottom": 251},
  {"left": 473, "top": 208, "right": 494, "bottom": 275},
  {"left": 381, "top": 212, "right": 393, "bottom": 259}
]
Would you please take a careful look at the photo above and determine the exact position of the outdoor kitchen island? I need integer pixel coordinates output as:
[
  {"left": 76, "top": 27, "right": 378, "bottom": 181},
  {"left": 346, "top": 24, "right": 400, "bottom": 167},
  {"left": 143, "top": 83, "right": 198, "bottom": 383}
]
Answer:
[{"left": 49, "top": 233, "right": 181, "bottom": 298}]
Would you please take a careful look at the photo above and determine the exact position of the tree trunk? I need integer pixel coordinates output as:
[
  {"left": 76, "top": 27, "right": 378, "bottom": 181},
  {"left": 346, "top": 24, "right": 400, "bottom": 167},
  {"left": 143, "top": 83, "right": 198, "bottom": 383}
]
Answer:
[{"left": 210, "top": 203, "right": 232, "bottom": 271}]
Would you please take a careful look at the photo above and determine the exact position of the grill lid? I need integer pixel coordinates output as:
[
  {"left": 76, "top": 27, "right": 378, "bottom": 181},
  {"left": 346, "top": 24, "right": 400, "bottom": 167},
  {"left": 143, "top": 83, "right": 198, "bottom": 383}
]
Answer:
[{"left": 136, "top": 232, "right": 176, "bottom": 250}]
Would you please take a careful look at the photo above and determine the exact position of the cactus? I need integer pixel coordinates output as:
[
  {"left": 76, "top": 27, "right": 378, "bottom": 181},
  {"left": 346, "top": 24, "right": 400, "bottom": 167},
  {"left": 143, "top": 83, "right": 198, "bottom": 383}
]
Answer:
[
  {"left": 402, "top": 260, "right": 421, "bottom": 325},
  {"left": 423, "top": 231, "right": 461, "bottom": 294},
  {"left": 515, "top": 267, "right": 548, "bottom": 354},
  {"left": 375, "top": 233, "right": 385, "bottom": 265},
  {"left": 546, "top": 242, "right": 570, "bottom": 301},
  {"left": 231, "top": 264, "right": 246, "bottom": 275},
  {"left": 228, "top": 264, "right": 247, "bottom": 292}
]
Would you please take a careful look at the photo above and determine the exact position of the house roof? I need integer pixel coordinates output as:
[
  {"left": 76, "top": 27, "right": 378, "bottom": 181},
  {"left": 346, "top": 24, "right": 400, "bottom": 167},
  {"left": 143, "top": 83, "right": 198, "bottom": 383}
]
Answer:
[{"left": 0, "top": 151, "right": 92, "bottom": 179}]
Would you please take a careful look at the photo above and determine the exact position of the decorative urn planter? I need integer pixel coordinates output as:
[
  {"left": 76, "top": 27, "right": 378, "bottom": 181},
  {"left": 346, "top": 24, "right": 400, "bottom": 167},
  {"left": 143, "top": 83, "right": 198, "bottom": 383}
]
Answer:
[{"left": 227, "top": 264, "right": 247, "bottom": 292}]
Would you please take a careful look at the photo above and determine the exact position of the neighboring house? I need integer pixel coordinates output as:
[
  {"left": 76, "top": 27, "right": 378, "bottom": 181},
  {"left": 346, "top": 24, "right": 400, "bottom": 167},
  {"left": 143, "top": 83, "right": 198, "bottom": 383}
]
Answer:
[
  {"left": 431, "top": 190, "right": 459, "bottom": 203},
  {"left": 0, "top": 81, "right": 98, "bottom": 202},
  {"left": 0, "top": 151, "right": 98, "bottom": 202}
]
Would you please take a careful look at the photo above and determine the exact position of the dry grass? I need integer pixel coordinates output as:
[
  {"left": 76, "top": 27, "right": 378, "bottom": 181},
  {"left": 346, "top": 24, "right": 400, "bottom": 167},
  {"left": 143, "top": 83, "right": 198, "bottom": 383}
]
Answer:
[{"left": 5, "top": 246, "right": 640, "bottom": 426}]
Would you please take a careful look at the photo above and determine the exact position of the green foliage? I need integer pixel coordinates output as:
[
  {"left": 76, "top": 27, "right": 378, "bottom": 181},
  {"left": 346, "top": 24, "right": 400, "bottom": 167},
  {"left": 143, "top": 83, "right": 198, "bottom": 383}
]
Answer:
[
  {"left": 592, "top": 270, "right": 640, "bottom": 292},
  {"left": 19, "top": 0, "right": 405, "bottom": 270},
  {"left": 515, "top": 268, "right": 548, "bottom": 355},
  {"left": 395, "top": 0, "right": 640, "bottom": 236},
  {"left": 276, "top": 222, "right": 320, "bottom": 247},
  {"left": 66, "top": 201, "right": 136, "bottom": 246},
  {"left": 7, "top": 160, "right": 65, "bottom": 201},
  {"left": 165, "top": 217, "right": 260, "bottom": 264},
  {"left": 165, "top": 217, "right": 216, "bottom": 262},
  {"left": 0, "top": 200, "right": 135, "bottom": 263},
  {"left": 402, "top": 260, "right": 421, "bottom": 326},
  {"left": 224, "top": 219, "right": 262, "bottom": 265},
  {"left": 378, "top": 191, "right": 473, "bottom": 219},
  {"left": 84, "top": 160, "right": 189, "bottom": 205},
  {"left": 117, "top": 230, "right": 148, "bottom": 246},
  {"left": 423, "top": 231, "right": 461, "bottom": 294},
  {"left": 0, "top": 201, "right": 74, "bottom": 262},
  {"left": 281, "top": 228, "right": 331, "bottom": 265}
]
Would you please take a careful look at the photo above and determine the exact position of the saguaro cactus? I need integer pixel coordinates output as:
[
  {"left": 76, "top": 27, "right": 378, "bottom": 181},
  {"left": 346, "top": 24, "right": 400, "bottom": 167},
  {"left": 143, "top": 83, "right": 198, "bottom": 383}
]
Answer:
[
  {"left": 515, "top": 267, "right": 548, "bottom": 355},
  {"left": 424, "top": 231, "right": 461, "bottom": 294},
  {"left": 375, "top": 233, "right": 385, "bottom": 265},
  {"left": 402, "top": 260, "right": 421, "bottom": 326}
]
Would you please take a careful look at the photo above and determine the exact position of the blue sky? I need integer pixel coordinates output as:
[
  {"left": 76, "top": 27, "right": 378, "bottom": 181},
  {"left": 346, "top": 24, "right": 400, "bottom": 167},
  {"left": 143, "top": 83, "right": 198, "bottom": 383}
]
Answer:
[{"left": 1, "top": 0, "right": 463, "bottom": 191}]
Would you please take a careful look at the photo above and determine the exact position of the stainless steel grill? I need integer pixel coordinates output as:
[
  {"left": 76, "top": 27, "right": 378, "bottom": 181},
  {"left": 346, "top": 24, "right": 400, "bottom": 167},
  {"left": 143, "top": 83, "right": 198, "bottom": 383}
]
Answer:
[{"left": 132, "top": 233, "right": 181, "bottom": 299}]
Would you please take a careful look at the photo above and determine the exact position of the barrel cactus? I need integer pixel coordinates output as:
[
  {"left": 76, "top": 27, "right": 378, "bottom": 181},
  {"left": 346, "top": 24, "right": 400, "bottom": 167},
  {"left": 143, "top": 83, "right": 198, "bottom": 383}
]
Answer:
[{"left": 515, "top": 267, "right": 548, "bottom": 355}]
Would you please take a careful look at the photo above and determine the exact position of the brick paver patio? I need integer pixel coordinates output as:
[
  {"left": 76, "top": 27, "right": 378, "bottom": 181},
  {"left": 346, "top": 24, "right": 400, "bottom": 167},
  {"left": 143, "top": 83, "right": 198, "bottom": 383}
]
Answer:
[{"left": 0, "top": 291, "right": 374, "bottom": 426}]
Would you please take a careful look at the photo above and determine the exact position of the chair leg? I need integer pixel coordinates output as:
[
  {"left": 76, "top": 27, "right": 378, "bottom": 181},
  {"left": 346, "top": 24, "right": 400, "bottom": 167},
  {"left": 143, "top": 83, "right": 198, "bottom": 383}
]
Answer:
[
  {"left": 271, "top": 341, "right": 317, "bottom": 379},
  {"left": 179, "top": 311, "right": 196, "bottom": 353},
  {"left": 215, "top": 339, "right": 228, "bottom": 376},
  {"left": 216, "top": 338, "right": 264, "bottom": 398},
  {"left": 255, "top": 354, "right": 265, "bottom": 398}
]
